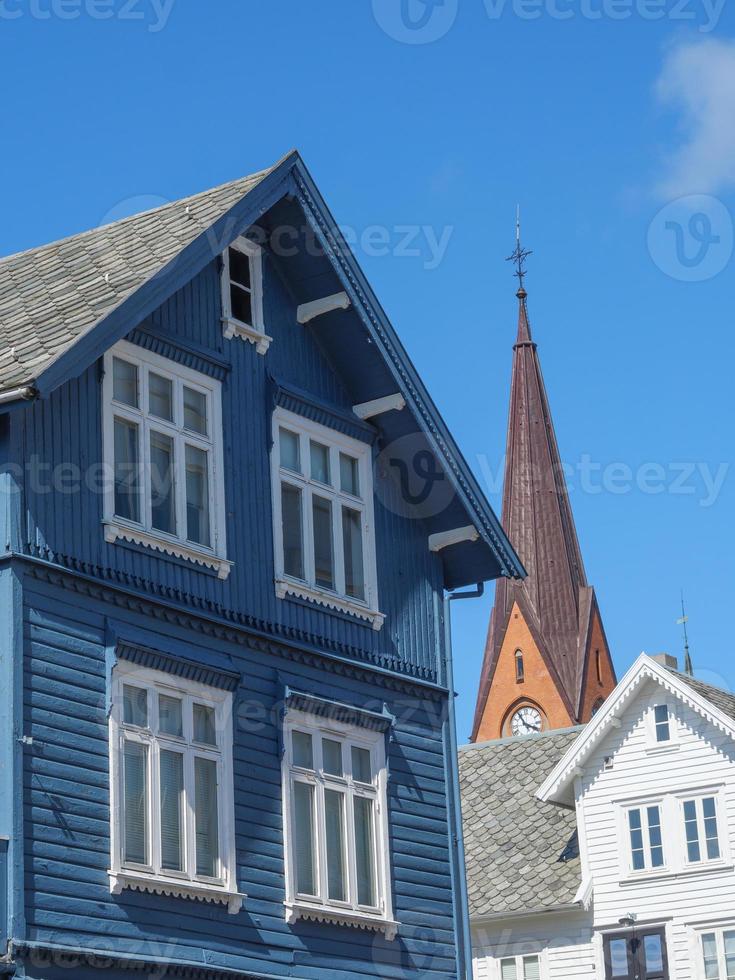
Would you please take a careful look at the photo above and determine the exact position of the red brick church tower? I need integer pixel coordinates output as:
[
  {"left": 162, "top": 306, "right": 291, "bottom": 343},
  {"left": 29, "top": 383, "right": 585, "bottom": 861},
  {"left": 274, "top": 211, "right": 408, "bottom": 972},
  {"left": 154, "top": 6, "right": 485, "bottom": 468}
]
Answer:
[{"left": 471, "top": 245, "right": 616, "bottom": 742}]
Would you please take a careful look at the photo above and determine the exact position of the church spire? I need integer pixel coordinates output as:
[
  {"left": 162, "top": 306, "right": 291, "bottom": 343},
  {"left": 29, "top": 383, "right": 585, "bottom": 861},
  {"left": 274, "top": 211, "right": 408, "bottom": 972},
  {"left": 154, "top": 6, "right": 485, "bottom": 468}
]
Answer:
[{"left": 471, "top": 229, "right": 616, "bottom": 742}]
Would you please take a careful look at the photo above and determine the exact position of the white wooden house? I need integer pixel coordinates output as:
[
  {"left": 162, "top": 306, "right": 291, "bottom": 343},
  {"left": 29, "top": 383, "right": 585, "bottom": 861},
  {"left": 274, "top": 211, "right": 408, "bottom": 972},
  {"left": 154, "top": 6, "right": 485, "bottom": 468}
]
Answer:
[{"left": 461, "top": 653, "right": 735, "bottom": 980}]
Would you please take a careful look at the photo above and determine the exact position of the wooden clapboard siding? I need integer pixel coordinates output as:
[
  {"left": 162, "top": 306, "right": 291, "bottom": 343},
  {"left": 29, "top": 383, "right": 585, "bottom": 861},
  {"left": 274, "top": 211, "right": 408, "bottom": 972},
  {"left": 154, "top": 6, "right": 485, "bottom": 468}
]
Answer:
[
  {"left": 21, "top": 569, "right": 457, "bottom": 980},
  {"left": 472, "top": 911, "right": 595, "bottom": 980},
  {"left": 16, "top": 257, "right": 443, "bottom": 684}
]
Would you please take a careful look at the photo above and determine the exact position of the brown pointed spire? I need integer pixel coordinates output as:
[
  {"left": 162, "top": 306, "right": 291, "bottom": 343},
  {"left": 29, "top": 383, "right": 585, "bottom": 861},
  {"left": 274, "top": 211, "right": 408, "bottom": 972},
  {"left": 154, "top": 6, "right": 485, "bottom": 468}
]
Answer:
[{"left": 471, "top": 245, "right": 616, "bottom": 741}]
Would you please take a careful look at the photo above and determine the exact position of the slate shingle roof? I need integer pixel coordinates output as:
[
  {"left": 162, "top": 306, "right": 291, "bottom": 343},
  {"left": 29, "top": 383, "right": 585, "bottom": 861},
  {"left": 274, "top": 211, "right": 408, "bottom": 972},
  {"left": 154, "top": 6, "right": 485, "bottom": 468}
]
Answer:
[
  {"left": 460, "top": 728, "right": 582, "bottom": 918},
  {"left": 0, "top": 162, "right": 278, "bottom": 393},
  {"left": 674, "top": 671, "right": 735, "bottom": 722}
]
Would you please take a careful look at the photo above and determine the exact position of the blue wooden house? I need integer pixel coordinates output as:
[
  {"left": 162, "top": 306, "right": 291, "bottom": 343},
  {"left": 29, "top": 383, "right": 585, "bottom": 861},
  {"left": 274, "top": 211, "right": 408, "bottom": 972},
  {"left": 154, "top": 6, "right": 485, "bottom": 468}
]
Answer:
[{"left": 0, "top": 151, "right": 523, "bottom": 980}]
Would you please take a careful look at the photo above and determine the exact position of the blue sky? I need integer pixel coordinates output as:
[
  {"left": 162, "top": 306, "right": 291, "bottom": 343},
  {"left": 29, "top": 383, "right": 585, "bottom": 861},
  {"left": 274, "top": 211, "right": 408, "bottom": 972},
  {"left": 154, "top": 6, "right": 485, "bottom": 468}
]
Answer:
[{"left": 1, "top": 0, "right": 734, "bottom": 740}]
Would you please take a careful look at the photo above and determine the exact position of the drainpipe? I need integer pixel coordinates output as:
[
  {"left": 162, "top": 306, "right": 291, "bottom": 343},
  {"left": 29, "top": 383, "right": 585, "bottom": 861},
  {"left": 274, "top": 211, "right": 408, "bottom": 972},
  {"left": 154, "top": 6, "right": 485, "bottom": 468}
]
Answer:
[{"left": 442, "top": 583, "right": 484, "bottom": 980}]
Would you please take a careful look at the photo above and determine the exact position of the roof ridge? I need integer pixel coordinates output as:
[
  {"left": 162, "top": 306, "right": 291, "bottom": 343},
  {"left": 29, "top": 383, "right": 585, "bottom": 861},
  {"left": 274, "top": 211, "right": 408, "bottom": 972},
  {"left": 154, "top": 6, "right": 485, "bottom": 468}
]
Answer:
[
  {"left": 0, "top": 161, "right": 282, "bottom": 267},
  {"left": 460, "top": 726, "right": 583, "bottom": 752}
]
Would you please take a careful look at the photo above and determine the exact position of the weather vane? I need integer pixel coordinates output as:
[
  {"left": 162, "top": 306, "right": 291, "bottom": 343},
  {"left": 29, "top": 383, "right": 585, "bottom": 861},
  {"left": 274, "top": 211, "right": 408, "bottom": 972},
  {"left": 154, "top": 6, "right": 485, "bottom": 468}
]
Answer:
[
  {"left": 506, "top": 205, "right": 532, "bottom": 292},
  {"left": 676, "top": 591, "right": 694, "bottom": 677}
]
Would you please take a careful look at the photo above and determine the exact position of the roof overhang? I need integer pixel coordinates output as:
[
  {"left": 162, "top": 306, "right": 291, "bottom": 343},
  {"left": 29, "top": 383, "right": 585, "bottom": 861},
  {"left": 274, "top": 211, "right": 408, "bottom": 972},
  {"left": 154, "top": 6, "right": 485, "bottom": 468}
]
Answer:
[
  {"left": 3, "top": 151, "right": 525, "bottom": 589},
  {"left": 537, "top": 654, "right": 735, "bottom": 806}
]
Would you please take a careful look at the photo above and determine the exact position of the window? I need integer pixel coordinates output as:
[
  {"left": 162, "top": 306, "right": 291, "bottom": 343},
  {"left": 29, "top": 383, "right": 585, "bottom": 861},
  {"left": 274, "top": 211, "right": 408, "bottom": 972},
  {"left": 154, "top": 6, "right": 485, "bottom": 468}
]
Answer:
[
  {"left": 653, "top": 704, "right": 671, "bottom": 743},
  {"left": 499, "top": 955, "right": 541, "bottom": 980},
  {"left": 282, "top": 709, "right": 396, "bottom": 938},
  {"left": 221, "top": 237, "right": 270, "bottom": 353},
  {"left": 515, "top": 650, "right": 525, "bottom": 682},
  {"left": 682, "top": 796, "right": 721, "bottom": 864},
  {"left": 108, "top": 663, "right": 240, "bottom": 912},
  {"left": 595, "top": 649, "right": 603, "bottom": 685},
  {"left": 626, "top": 804, "right": 665, "bottom": 871},
  {"left": 103, "top": 342, "right": 230, "bottom": 578},
  {"left": 701, "top": 929, "right": 735, "bottom": 979},
  {"left": 271, "top": 408, "right": 383, "bottom": 628}
]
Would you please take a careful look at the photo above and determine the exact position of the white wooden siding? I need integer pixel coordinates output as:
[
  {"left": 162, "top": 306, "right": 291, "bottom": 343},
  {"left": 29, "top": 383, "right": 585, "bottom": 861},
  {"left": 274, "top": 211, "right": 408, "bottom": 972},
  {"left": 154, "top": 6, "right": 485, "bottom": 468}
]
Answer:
[{"left": 473, "top": 911, "right": 595, "bottom": 980}]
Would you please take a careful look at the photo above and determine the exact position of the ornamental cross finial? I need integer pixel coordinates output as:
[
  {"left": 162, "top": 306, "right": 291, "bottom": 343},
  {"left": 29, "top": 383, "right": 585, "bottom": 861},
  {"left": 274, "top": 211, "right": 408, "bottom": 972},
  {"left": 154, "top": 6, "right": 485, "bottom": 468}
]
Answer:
[{"left": 506, "top": 205, "right": 532, "bottom": 292}]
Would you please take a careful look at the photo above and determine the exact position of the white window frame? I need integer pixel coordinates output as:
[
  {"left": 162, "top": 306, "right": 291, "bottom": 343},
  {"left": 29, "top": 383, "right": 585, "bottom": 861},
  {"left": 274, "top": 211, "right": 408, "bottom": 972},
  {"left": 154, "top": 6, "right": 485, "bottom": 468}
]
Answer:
[
  {"left": 270, "top": 407, "right": 384, "bottom": 629},
  {"left": 645, "top": 702, "right": 679, "bottom": 752},
  {"left": 495, "top": 953, "right": 544, "bottom": 980},
  {"left": 108, "top": 661, "right": 241, "bottom": 913},
  {"left": 102, "top": 340, "right": 231, "bottom": 579},
  {"left": 694, "top": 924, "right": 735, "bottom": 980},
  {"left": 678, "top": 788, "right": 729, "bottom": 869},
  {"left": 221, "top": 236, "right": 271, "bottom": 354},
  {"left": 621, "top": 799, "right": 667, "bottom": 876},
  {"left": 281, "top": 708, "right": 397, "bottom": 939}
]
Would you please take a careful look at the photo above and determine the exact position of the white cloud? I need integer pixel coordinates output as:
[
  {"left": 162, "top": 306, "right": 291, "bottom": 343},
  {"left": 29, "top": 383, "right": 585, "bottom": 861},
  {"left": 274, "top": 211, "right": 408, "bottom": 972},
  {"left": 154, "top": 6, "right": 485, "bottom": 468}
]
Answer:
[{"left": 655, "top": 38, "right": 735, "bottom": 199}]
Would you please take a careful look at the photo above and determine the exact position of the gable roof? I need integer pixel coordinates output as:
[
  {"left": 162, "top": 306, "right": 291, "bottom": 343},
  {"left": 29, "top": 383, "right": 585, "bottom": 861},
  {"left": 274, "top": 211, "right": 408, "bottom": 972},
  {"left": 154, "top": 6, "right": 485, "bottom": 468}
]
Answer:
[
  {"left": 0, "top": 150, "right": 525, "bottom": 588},
  {"left": 0, "top": 159, "right": 286, "bottom": 397},
  {"left": 460, "top": 728, "right": 583, "bottom": 919},
  {"left": 538, "top": 654, "right": 735, "bottom": 806}
]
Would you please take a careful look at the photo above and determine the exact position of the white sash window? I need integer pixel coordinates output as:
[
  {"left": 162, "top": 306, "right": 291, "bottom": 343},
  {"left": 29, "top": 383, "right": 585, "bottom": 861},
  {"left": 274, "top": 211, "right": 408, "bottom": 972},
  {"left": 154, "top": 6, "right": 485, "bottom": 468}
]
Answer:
[
  {"left": 271, "top": 408, "right": 383, "bottom": 629},
  {"left": 102, "top": 341, "right": 230, "bottom": 579},
  {"left": 281, "top": 708, "right": 396, "bottom": 939},
  {"left": 108, "top": 662, "right": 241, "bottom": 913}
]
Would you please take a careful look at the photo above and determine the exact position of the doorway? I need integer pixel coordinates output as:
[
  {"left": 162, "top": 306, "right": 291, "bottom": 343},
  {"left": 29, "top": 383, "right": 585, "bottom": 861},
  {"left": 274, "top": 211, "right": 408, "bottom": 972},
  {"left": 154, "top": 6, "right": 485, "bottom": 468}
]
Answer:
[{"left": 603, "top": 927, "right": 669, "bottom": 980}]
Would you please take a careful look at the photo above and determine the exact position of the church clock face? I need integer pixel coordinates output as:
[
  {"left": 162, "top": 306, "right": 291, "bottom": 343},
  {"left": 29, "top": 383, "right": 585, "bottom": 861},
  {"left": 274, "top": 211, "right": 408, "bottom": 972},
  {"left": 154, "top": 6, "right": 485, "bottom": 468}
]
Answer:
[{"left": 511, "top": 706, "right": 543, "bottom": 736}]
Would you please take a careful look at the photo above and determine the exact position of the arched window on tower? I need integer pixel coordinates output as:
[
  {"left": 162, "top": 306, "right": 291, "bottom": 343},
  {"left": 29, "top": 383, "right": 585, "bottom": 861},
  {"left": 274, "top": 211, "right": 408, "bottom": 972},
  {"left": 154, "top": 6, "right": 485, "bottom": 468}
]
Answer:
[
  {"left": 595, "top": 649, "right": 603, "bottom": 686},
  {"left": 515, "top": 649, "right": 525, "bottom": 683},
  {"left": 591, "top": 697, "right": 605, "bottom": 717}
]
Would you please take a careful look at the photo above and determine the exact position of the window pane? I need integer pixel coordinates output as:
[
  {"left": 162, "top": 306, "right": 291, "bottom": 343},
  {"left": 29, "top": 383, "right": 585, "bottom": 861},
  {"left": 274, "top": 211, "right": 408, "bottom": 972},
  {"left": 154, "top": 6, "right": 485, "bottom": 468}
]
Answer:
[
  {"left": 325, "top": 789, "right": 346, "bottom": 901},
  {"left": 609, "top": 939, "right": 629, "bottom": 977},
  {"left": 230, "top": 284, "right": 252, "bottom": 325},
  {"left": 113, "top": 357, "right": 138, "bottom": 407},
  {"left": 354, "top": 796, "right": 376, "bottom": 906},
  {"left": 229, "top": 247, "right": 251, "bottom": 288},
  {"left": 724, "top": 931, "right": 735, "bottom": 979},
  {"left": 185, "top": 444, "right": 210, "bottom": 547},
  {"left": 123, "top": 741, "right": 148, "bottom": 865},
  {"left": 281, "top": 483, "right": 304, "bottom": 579},
  {"left": 312, "top": 495, "right": 334, "bottom": 590},
  {"left": 293, "top": 781, "right": 316, "bottom": 895},
  {"left": 158, "top": 695, "right": 182, "bottom": 737},
  {"left": 643, "top": 935, "right": 664, "bottom": 972},
  {"left": 703, "top": 797, "right": 721, "bottom": 860},
  {"left": 628, "top": 809, "right": 645, "bottom": 871},
  {"left": 292, "top": 731, "right": 313, "bottom": 769},
  {"left": 647, "top": 806, "right": 664, "bottom": 867},
  {"left": 339, "top": 452, "right": 360, "bottom": 496},
  {"left": 113, "top": 418, "right": 140, "bottom": 522},
  {"left": 523, "top": 957, "right": 540, "bottom": 980},
  {"left": 149, "top": 372, "right": 173, "bottom": 422},
  {"left": 150, "top": 430, "right": 175, "bottom": 535},
  {"left": 702, "top": 933, "right": 719, "bottom": 980},
  {"left": 654, "top": 704, "right": 670, "bottom": 742},
  {"left": 352, "top": 746, "right": 372, "bottom": 783},
  {"left": 500, "top": 962, "right": 518, "bottom": 980},
  {"left": 684, "top": 799, "right": 701, "bottom": 862},
  {"left": 323, "top": 738, "right": 343, "bottom": 777},
  {"left": 194, "top": 757, "right": 219, "bottom": 877},
  {"left": 342, "top": 506, "right": 365, "bottom": 601},
  {"left": 123, "top": 685, "right": 148, "bottom": 727},
  {"left": 279, "top": 428, "right": 300, "bottom": 473},
  {"left": 160, "top": 750, "right": 184, "bottom": 871},
  {"left": 193, "top": 704, "right": 217, "bottom": 746},
  {"left": 310, "top": 441, "right": 331, "bottom": 485},
  {"left": 183, "top": 386, "right": 208, "bottom": 436}
]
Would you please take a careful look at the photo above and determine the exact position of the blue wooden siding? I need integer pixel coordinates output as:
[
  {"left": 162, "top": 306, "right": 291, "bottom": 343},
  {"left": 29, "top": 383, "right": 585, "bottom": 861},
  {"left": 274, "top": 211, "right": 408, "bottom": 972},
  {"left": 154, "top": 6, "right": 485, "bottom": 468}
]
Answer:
[
  {"left": 16, "top": 255, "right": 443, "bottom": 684},
  {"left": 21, "top": 572, "right": 457, "bottom": 980}
]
